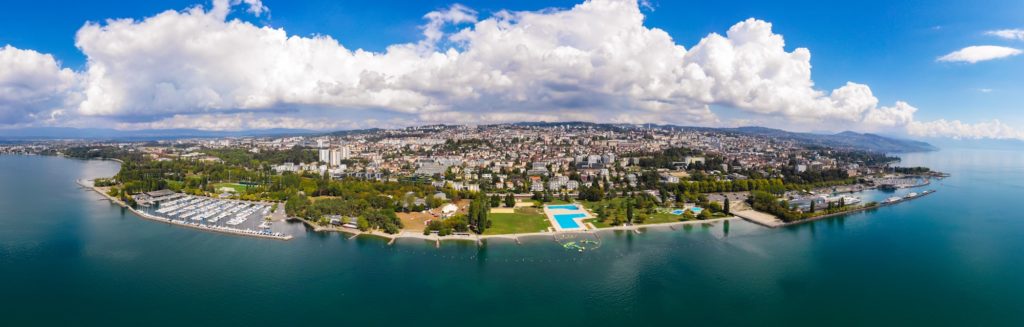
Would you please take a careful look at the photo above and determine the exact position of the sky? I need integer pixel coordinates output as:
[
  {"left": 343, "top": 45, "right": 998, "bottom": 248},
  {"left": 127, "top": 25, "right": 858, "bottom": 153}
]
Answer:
[{"left": 0, "top": 0, "right": 1022, "bottom": 140}]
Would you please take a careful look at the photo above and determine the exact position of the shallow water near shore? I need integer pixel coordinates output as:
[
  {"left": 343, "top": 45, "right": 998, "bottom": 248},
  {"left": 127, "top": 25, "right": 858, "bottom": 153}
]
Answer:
[{"left": 2, "top": 149, "right": 1023, "bottom": 326}]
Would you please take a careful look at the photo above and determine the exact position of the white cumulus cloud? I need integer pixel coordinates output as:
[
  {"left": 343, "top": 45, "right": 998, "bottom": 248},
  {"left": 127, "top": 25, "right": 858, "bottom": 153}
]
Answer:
[
  {"left": 986, "top": 29, "right": 1024, "bottom": 41},
  {"left": 937, "top": 45, "right": 1022, "bottom": 63},
  {"left": 65, "top": 0, "right": 921, "bottom": 130},
  {"left": 0, "top": 45, "right": 81, "bottom": 124}
]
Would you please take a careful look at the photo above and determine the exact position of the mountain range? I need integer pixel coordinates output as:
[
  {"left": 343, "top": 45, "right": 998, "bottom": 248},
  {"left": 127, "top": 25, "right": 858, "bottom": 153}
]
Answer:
[{"left": 721, "top": 126, "right": 938, "bottom": 153}]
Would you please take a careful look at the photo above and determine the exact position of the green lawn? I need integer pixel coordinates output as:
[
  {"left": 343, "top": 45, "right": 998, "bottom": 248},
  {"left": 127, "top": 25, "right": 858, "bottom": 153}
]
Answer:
[
  {"left": 586, "top": 211, "right": 691, "bottom": 227},
  {"left": 645, "top": 212, "right": 692, "bottom": 224},
  {"left": 582, "top": 198, "right": 708, "bottom": 227},
  {"left": 586, "top": 218, "right": 612, "bottom": 228},
  {"left": 484, "top": 209, "right": 551, "bottom": 235},
  {"left": 212, "top": 182, "right": 249, "bottom": 193}
]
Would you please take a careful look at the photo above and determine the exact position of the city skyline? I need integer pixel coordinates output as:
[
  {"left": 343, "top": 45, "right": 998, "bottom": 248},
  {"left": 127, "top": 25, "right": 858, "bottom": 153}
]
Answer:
[{"left": 2, "top": 0, "right": 1023, "bottom": 140}]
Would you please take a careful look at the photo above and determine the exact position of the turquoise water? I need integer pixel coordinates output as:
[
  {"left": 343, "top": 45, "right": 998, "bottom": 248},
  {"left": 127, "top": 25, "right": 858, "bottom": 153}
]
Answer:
[
  {"left": 553, "top": 213, "right": 586, "bottom": 228},
  {"left": 2, "top": 149, "right": 1024, "bottom": 326},
  {"left": 548, "top": 204, "right": 579, "bottom": 210}
]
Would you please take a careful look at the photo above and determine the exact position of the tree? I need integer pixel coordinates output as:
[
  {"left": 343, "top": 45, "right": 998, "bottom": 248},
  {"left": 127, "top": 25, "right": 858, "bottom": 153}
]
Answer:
[
  {"left": 626, "top": 197, "right": 635, "bottom": 225},
  {"left": 810, "top": 200, "right": 816, "bottom": 213},
  {"left": 504, "top": 193, "right": 515, "bottom": 208},
  {"left": 595, "top": 206, "right": 608, "bottom": 223},
  {"left": 683, "top": 209, "right": 695, "bottom": 220},
  {"left": 468, "top": 195, "right": 490, "bottom": 234},
  {"left": 490, "top": 195, "right": 500, "bottom": 208},
  {"left": 724, "top": 197, "right": 731, "bottom": 214},
  {"left": 699, "top": 209, "right": 712, "bottom": 220}
]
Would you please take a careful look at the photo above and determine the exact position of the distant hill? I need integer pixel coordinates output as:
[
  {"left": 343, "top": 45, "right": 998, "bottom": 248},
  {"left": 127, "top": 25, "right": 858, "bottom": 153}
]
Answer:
[
  {"left": 722, "top": 127, "right": 937, "bottom": 153},
  {"left": 326, "top": 128, "right": 383, "bottom": 137},
  {"left": 0, "top": 127, "right": 316, "bottom": 141},
  {"left": 503, "top": 122, "right": 936, "bottom": 153},
  {"left": 671, "top": 126, "right": 935, "bottom": 153}
]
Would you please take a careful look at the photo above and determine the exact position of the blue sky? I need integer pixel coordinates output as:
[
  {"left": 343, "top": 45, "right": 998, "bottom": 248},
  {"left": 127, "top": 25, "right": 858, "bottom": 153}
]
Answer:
[{"left": 0, "top": 0, "right": 1022, "bottom": 139}]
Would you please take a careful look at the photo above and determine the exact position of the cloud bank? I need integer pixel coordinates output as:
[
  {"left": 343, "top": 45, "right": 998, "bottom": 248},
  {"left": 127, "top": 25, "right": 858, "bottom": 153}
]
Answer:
[
  {"left": 908, "top": 119, "right": 1024, "bottom": 140},
  {"left": 937, "top": 45, "right": 1022, "bottom": 64},
  {"left": 0, "top": 0, "right": 1020, "bottom": 141}
]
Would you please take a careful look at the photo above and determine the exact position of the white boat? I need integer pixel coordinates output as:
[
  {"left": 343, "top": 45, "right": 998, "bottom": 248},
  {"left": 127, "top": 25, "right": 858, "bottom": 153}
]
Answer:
[{"left": 885, "top": 197, "right": 902, "bottom": 203}]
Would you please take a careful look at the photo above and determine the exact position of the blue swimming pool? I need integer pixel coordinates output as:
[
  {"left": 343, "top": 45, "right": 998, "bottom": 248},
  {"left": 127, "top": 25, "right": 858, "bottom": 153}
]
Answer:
[
  {"left": 548, "top": 204, "right": 579, "bottom": 210},
  {"left": 553, "top": 213, "right": 586, "bottom": 229},
  {"left": 670, "top": 208, "right": 702, "bottom": 215}
]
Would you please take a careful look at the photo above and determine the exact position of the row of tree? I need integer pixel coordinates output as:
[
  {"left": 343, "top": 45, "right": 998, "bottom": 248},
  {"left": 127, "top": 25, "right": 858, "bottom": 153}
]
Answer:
[
  {"left": 285, "top": 194, "right": 404, "bottom": 233},
  {"left": 467, "top": 195, "right": 491, "bottom": 233},
  {"left": 748, "top": 191, "right": 804, "bottom": 222}
]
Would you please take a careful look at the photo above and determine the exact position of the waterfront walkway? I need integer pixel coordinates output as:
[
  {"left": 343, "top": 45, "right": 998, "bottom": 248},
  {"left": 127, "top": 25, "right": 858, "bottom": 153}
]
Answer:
[{"left": 293, "top": 215, "right": 735, "bottom": 245}]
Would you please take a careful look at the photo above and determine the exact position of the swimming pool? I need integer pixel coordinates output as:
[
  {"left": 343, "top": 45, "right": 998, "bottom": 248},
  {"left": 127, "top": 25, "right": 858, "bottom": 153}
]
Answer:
[
  {"left": 553, "top": 213, "right": 586, "bottom": 229},
  {"left": 670, "top": 207, "right": 703, "bottom": 215},
  {"left": 548, "top": 204, "right": 579, "bottom": 210}
]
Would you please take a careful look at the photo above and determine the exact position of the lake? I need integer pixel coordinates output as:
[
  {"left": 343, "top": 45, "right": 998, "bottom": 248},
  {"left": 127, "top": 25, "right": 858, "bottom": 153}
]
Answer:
[{"left": 1, "top": 148, "right": 1022, "bottom": 326}]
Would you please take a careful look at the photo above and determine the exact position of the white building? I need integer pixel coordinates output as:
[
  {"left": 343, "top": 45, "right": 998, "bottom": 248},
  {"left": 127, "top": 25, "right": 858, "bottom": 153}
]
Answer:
[
  {"left": 441, "top": 203, "right": 459, "bottom": 218},
  {"left": 684, "top": 156, "right": 706, "bottom": 167},
  {"left": 530, "top": 181, "right": 545, "bottom": 192},
  {"left": 320, "top": 147, "right": 351, "bottom": 167},
  {"left": 319, "top": 149, "right": 331, "bottom": 163},
  {"left": 660, "top": 173, "right": 680, "bottom": 184},
  {"left": 565, "top": 180, "right": 580, "bottom": 191}
]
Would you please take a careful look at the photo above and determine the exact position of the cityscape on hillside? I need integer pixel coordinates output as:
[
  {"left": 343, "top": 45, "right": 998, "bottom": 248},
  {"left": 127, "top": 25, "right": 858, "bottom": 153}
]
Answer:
[{"left": 2, "top": 123, "right": 940, "bottom": 238}]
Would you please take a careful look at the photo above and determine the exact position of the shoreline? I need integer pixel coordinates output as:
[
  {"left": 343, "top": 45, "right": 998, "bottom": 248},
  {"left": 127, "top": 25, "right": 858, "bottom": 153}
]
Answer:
[
  {"left": 291, "top": 214, "right": 736, "bottom": 245},
  {"left": 79, "top": 168, "right": 933, "bottom": 243},
  {"left": 66, "top": 154, "right": 936, "bottom": 244},
  {"left": 779, "top": 189, "right": 936, "bottom": 227},
  {"left": 735, "top": 189, "right": 937, "bottom": 228},
  {"left": 78, "top": 178, "right": 293, "bottom": 241}
]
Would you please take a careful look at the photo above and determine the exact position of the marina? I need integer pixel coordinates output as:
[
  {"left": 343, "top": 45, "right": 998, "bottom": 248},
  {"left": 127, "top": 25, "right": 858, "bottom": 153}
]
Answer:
[
  {"left": 140, "top": 194, "right": 288, "bottom": 238},
  {"left": 79, "top": 179, "right": 292, "bottom": 241}
]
